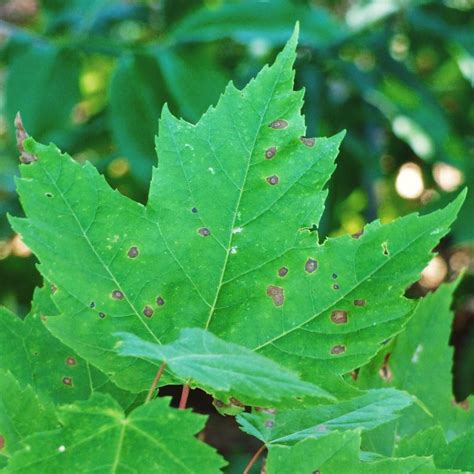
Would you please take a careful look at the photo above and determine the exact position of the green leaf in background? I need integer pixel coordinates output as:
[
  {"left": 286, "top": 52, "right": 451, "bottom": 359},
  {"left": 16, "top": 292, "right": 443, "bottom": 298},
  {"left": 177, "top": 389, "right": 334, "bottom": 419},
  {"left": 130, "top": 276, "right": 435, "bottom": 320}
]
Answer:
[
  {"left": 116, "top": 328, "right": 333, "bottom": 406},
  {"left": 9, "top": 29, "right": 465, "bottom": 398},
  {"left": 397, "top": 425, "right": 474, "bottom": 472},
  {"left": 5, "top": 393, "right": 226, "bottom": 473},
  {"left": 265, "top": 430, "right": 459, "bottom": 474},
  {"left": 0, "top": 289, "right": 134, "bottom": 406},
  {"left": 356, "top": 280, "right": 474, "bottom": 454},
  {"left": 237, "top": 388, "right": 413, "bottom": 445},
  {"left": 0, "top": 371, "right": 57, "bottom": 465}
]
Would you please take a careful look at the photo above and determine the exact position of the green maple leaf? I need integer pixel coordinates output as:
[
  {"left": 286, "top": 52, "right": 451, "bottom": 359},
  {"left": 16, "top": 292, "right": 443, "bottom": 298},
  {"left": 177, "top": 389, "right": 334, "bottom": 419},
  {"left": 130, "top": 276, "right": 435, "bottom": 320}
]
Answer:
[
  {"left": 5, "top": 393, "right": 225, "bottom": 473},
  {"left": 0, "top": 371, "right": 57, "bottom": 466},
  {"left": 9, "top": 27, "right": 465, "bottom": 396},
  {"left": 237, "top": 388, "right": 414, "bottom": 445},
  {"left": 356, "top": 279, "right": 474, "bottom": 454},
  {"left": 0, "top": 291, "right": 134, "bottom": 407},
  {"left": 116, "top": 328, "right": 333, "bottom": 406},
  {"left": 265, "top": 430, "right": 460, "bottom": 474}
]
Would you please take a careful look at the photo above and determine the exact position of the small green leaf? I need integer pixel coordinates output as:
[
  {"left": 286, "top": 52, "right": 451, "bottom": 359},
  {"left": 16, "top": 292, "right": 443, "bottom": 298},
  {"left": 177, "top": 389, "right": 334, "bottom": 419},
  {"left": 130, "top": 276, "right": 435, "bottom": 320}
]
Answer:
[
  {"left": 5, "top": 393, "right": 226, "bottom": 473},
  {"left": 116, "top": 328, "right": 333, "bottom": 406},
  {"left": 237, "top": 388, "right": 414, "bottom": 445}
]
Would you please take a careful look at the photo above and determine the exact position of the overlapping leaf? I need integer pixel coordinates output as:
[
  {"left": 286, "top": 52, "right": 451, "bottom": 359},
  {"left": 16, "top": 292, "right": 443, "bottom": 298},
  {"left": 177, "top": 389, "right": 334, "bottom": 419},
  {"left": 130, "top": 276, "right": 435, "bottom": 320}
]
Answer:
[
  {"left": 116, "top": 328, "right": 333, "bottom": 406},
  {"left": 10, "top": 28, "right": 465, "bottom": 397}
]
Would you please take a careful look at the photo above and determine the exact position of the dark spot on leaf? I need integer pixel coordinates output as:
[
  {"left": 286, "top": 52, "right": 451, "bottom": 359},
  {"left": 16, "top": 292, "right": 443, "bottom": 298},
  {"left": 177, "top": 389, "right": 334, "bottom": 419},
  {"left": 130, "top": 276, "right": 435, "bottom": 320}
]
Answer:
[
  {"left": 352, "top": 230, "right": 364, "bottom": 239},
  {"left": 331, "top": 310, "right": 348, "bottom": 324},
  {"left": 330, "top": 345, "right": 346, "bottom": 355},
  {"left": 98, "top": 312, "right": 106, "bottom": 319},
  {"left": 300, "top": 136, "right": 315, "bottom": 147},
  {"left": 332, "top": 273, "right": 338, "bottom": 279},
  {"left": 265, "top": 420, "right": 274, "bottom": 428},
  {"left": 89, "top": 301, "right": 96, "bottom": 309},
  {"left": 278, "top": 266, "right": 289, "bottom": 277},
  {"left": 112, "top": 290, "right": 124, "bottom": 300},
  {"left": 313, "top": 470, "right": 320, "bottom": 474},
  {"left": 354, "top": 299, "right": 366, "bottom": 306},
  {"left": 198, "top": 227, "right": 211, "bottom": 237},
  {"left": 127, "top": 246, "right": 139, "bottom": 258},
  {"left": 269, "top": 119, "right": 288, "bottom": 129},
  {"left": 305, "top": 258, "right": 317, "bottom": 273},
  {"left": 0, "top": 435, "right": 4, "bottom": 450},
  {"left": 333, "top": 284, "right": 340, "bottom": 290},
  {"left": 266, "top": 175, "right": 279, "bottom": 185},
  {"left": 191, "top": 207, "right": 198, "bottom": 213},
  {"left": 62, "top": 376, "right": 73, "bottom": 386},
  {"left": 143, "top": 306, "right": 154, "bottom": 318},
  {"left": 265, "top": 147, "right": 277, "bottom": 159},
  {"left": 45, "top": 192, "right": 53, "bottom": 198},
  {"left": 266, "top": 285, "right": 285, "bottom": 306},
  {"left": 65, "top": 357, "right": 76, "bottom": 366},
  {"left": 382, "top": 242, "right": 389, "bottom": 256},
  {"left": 156, "top": 296, "right": 165, "bottom": 306}
]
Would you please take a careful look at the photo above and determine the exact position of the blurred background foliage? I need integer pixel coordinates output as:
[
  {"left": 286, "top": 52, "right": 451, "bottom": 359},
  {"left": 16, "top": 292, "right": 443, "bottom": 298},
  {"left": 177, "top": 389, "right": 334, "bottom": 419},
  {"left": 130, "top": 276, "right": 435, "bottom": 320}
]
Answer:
[{"left": 0, "top": 0, "right": 472, "bottom": 406}]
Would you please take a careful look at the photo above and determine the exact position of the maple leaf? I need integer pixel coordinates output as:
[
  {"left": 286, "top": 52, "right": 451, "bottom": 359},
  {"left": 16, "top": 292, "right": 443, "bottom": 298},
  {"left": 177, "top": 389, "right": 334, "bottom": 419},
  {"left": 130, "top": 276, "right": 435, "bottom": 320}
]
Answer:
[{"left": 9, "top": 27, "right": 465, "bottom": 398}]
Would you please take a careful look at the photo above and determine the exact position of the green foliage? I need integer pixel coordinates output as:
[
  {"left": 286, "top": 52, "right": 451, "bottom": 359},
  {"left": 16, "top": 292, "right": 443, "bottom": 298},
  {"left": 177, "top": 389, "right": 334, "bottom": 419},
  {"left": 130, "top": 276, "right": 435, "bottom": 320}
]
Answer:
[{"left": 0, "top": 26, "right": 472, "bottom": 473}]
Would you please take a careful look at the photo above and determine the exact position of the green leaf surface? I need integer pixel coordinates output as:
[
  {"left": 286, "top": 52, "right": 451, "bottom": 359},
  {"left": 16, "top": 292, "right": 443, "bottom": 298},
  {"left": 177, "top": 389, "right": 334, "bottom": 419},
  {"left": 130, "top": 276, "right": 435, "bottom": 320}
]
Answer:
[
  {"left": 0, "top": 371, "right": 57, "bottom": 462},
  {"left": 265, "top": 430, "right": 459, "bottom": 473},
  {"left": 10, "top": 29, "right": 465, "bottom": 396},
  {"left": 5, "top": 393, "right": 225, "bottom": 473},
  {"left": 356, "top": 280, "right": 474, "bottom": 454},
  {"left": 0, "top": 290, "right": 135, "bottom": 406},
  {"left": 116, "top": 328, "right": 333, "bottom": 406},
  {"left": 237, "top": 388, "right": 413, "bottom": 445}
]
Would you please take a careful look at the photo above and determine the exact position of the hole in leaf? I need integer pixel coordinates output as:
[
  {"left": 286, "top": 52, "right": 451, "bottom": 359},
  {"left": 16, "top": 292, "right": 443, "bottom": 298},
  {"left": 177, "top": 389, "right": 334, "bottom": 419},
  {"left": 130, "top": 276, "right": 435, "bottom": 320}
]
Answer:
[
  {"left": 45, "top": 192, "right": 53, "bottom": 198},
  {"left": 305, "top": 258, "right": 318, "bottom": 273},
  {"left": 332, "top": 284, "right": 340, "bottom": 290},
  {"left": 266, "top": 285, "right": 285, "bottom": 306},
  {"left": 127, "top": 246, "right": 139, "bottom": 258},
  {"left": 331, "top": 310, "right": 348, "bottom": 324},
  {"left": 382, "top": 242, "right": 389, "bottom": 256},
  {"left": 62, "top": 376, "right": 73, "bottom": 386},
  {"left": 98, "top": 312, "right": 106, "bottom": 319},
  {"left": 332, "top": 273, "right": 338, "bottom": 279},
  {"left": 266, "top": 175, "right": 279, "bottom": 185},
  {"left": 278, "top": 266, "right": 289, "bottom": 277},
  {"left": 269, "top": 119, "right": 288, "bottom": 129},
  {"left": 143, "top": 306, "right": 154, "bottom": 318},
  {"left": 89, "top": 301, "right": 96, "bottom": 309},
  {"left": 198, "top": 227, "right": 211, "bottom": 237},
  {"left": 156, "top": 296, "right": 165, "bottom": 306},
  {"left": 330, "top": 345, "right": 346, "bottom": 355},
  {"left": 265, "top": 147, "right": 277, "bottom": 159}
]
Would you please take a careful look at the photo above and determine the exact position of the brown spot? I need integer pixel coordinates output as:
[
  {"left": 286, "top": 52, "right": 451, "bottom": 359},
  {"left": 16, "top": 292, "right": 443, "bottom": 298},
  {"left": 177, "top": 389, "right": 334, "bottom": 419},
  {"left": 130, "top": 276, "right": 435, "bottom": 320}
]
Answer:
[
  {"left": 198, "top": 227, "right": 211, "bottom": 237},
  {"left": 351, "top": 369, "right": 359, "bottom": 381},
  {"left": 15, "top": 112, "right": 37, "bottom": 164},
  {"left": 269, "top": 119, "right": 288, "bottom": 129},
  {"left": 112, "top": 290, "right": 124, "bottom": 300},
  {"left": 278, "top": 266, "right": 289, "bottom": 277},
  {"left": 229, "top": 397, "right": 244, "bottom": 407},
  {"left": 331, "top": 310, "right": 348, "bottom": 324},
  {"left": 0, "top": 435, "right": 4, "bottom": 450},
  {"left": 65, "top": 357, "right": 76, "bottom": 366},
  {"left": 305, "top": 258, "right": 318, "bottom": 273},
  {"left": 51, "top": 284, "right": 57, "bottom": 294},
  {"left": 127, "top": 246, "right": 139, "bottom": 258},
  {"left": 266, "top": 285, "right": 285, "bottom": 307},
  {"left": 266, "top": 175, "right": 279, "bottom": 185},
  {"left": 379, "top": 353, "right": 392, "bottom": 382},
  {"left": 353, "top": 299, "right": 366, "bottom": 306},
  {"left": 330, "top": 345, "right": 346, "bottom": 355},
  {"left": 156, "top": 296, "right": 165, "bottom": 306},
  {"left": 265, "top": 147, "right": 277, "bottom": 159},
  {"left": 265, "top": 420, "right": 274, "bottom": 428},
  {"left": 332, "top": 284, "right": 340, "bottom": 290},
  {"left": 191, "top": 207, "right": 198, "bottom": 213},
  {"left": 40, "top": 315, "right": 47, "bottom": 322},
  {"left": 300, "top": 136, "right": 315, "bottom": 147},
  {"left": 351, "top": 230, "right": 364, "bottom": 239},
  {"left": 143, "top": 306, "right": 154, "bottom": 318},
  {"left": 62, "top": 377, "right": 73, "bottom": 386},
  {"left": 98, "top": 312, "right": 106, "bottom": 319},
  {"left": 382, "top": 242, "right": 389, "bottom": 256}
]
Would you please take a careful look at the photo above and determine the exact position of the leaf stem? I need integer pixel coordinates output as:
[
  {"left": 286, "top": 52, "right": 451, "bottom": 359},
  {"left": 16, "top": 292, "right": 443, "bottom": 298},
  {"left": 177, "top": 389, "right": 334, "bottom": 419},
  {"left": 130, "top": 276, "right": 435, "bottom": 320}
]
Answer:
[
  {"left": 243, "top": 444, "right": 266, "bottom": 474},
  {"left": 178, "top": 384, "right": 190, "bottom": 410},
  {"left": 145, "top": 362, "right": 166, "bottom": 404}
]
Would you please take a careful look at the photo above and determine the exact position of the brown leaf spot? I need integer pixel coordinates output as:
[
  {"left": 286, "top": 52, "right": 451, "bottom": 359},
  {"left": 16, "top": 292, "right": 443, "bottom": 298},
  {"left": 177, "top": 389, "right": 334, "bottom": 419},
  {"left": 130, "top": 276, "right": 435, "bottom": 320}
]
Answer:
[
  {"left": 331, "top": 310, "right": 348, "bottom": 324},
  {"left": 112, "top": 290, "right": 124, "bottom": 300},
  {"left": 198, "top": 227, "right": 211, "bottom": 237},
  {"left": 229, "top": 397, "right": 244, "bottom": 407},
  {"left": 62, "top": 376, "right": 73, "bottom": 386},
  {"left": 156, "top": 296, "right": 165, "bottom": 306},
  {"left": 265, "top": 147, "right": 277, "bottom": 159},
  {"left": 379, "top": 354, "right": 392, "bottom": 382},
  {"left": 266, "top": 285, "right": 285, "bottom": 307},
  {"left": 305, "top": 258, "right": 318, "bottom": 273},
  {"left": 51, "top": 284, "right": 57, "bottom": 294},
  {"left": 351, "top": 230, "right": 364, "bottom": 239},
  {"left": 127, "top": 246, "right": 139, "bottom": 258},
  {"left": 353, "top": 299, "right": 366, "bottom": 306},
  {"left": 266, "top": 175, "right": 279, "bottom": 185},
  {"left": 65, "top": 357, "right": 76, "bottom": 366},
  {"left": 0, "top": 435, "right": 4, "bottom": 450},
  {"left": 143, "top": 305, "right": 154, "bottom": 318},
  {"left": 98, "top": 312, "right": 106, "bottom": 319},
  {"left": 15, "top": 112, "right": 37, "bottom": 164},
  {"left": 278, "top": 266, "right": 289, "bottom": 277},
  {"left": 351, "top": 369, "right": 359, "bottom": 381},
  {"left": 330, "top": 345, "right": 346, "bottom": 355},
  {"left": 300, "top": 136, "right": 315, "bottom": 147},
  {"left": 269, "top": 119, "right": 288, "bottom": 129}
]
